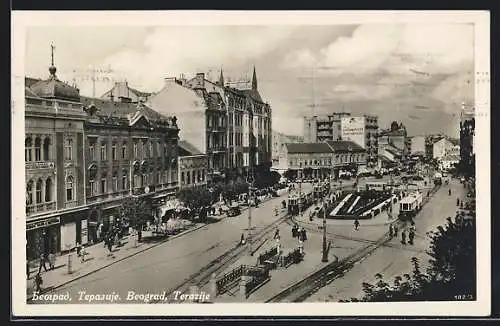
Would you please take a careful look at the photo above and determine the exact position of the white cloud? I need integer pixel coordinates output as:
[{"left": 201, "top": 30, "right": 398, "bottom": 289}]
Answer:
[{"left": 101, "top": 26, "right": 297, "bottom": 92}]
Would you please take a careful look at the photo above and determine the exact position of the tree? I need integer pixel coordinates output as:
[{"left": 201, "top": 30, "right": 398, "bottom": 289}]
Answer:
[
  {"left": 119, "top": 197, "right": 152, "bottom": 233},
  {"left": 343, "top": 216, "right": 476, "bottom": 302},
  {"left": 283, "top": 169, "right": 296, "bottom": 181}
]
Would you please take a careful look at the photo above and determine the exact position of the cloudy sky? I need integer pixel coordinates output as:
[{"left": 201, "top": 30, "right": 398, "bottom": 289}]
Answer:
[{"left": 25, "top": 23, "right": 474, "bottom": 137}]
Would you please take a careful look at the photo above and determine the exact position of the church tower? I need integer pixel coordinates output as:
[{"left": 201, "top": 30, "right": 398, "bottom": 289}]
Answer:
[{"left": 251, "top": 66, "right": 258, "bottom": 90}]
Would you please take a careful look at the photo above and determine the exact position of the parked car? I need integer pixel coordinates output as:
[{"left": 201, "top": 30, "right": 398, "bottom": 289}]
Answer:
[{"left": 227, "top": 206, "right": 241, "bottom": 217}]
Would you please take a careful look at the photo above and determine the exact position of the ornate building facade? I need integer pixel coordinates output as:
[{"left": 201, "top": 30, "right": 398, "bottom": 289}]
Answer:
[
  {"left": 82, "top": 97, "right": 179, "bottom": 243},
  {"left": 25, "top": 64, "right": 87, "bottom": 260}
]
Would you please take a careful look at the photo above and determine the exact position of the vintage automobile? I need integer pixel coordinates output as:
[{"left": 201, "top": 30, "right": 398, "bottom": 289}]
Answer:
[{"left": 227, "top": 206, "right": 241, "bottom": 217}]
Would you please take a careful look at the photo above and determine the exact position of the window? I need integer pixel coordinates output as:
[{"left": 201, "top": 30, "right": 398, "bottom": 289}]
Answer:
[
  {"left": 112, "top": 175, "right": 118, "bottom": 192},
  {"left": 35, "top": 178, "right": 43, "bottom": 203},
  {"left": 25, "top": 137, "right": 32, "bottom": 162},
  {"left": 89, "top": 144, "right": 95, "bottom": 161},
  {"left": 65, "top": 139, "right": 73, "bottom": 161},
  {"left": 100, "top": 143, "right": 107, "bottom": 161},
  {"left": 89, "top": 180, "right": 95, "bottom": 196},
  {"left": 122, "top": 143, "right": 127, "bottom": 159},
  {"left": 43, "top": 137, "right": 50, "bottom": 161},
  {"left": 142, "top": 174, "right": 148, "bottom": 186},
  {"left": 112, "top": 144, "right": 117, "bottom": 160},
  {"left": 149, "top": 142, "right": 154, "bottom": 157},
  {"left": 66, "top": 176, "right": 74, "bottom": 201},
  {"left": 156, "top": 142, "right": 161, "bottom": 157},
  {"left": 134, "top": 174, "right": 141, "bottom": 188},
  {"left": 26, "top": 180, "right": 33, "bottom": 205},
  {"left": 35, "top": 137, "right": 42, "bottom": 161},
  {"left": 45, "top": 178, "right": 52, "bottom": 202},
  {"left": 197, "top": 170, "right": 201, "bottom": 182},
  {"left": 157, "top": 171, "right": 162, "bottom": 184},
  {"left": 101, "top": 176, "right": 107, "bottom": 193},
  {"left": 181, "top": 172, "right": 185, "bottom": 184},
  {"left": 202, "top": 169, "right": 205, "bottom": 181},
  {"left": 133, "top": 142, "right": 138, "bottom": 159},
  {"left": 187, "top": 171, "right": 191, "bottom": 185},
  {"left": 122, "top": 171, "right": 128, "bottom": 190}
]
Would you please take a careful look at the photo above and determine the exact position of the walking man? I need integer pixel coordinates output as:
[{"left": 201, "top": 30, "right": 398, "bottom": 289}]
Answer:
[
  {"left": 34, "top": 272, "right": 43, "bottom": 293},
  {"left": 401, "top": 230, "right": 407, "bottom": 245},
  {"left": 354, "top": 219, "right": 360, "bottom": 231},
  {"left": 389, "top": 224, "right": 394, "bottom": 238},
  {"left": 38, "top": 252, "right": 48, "bottom": 273},
  {"left": 408, "top": 229, "right": 415, "bottom": 245},
  {"left": 274, "top": 228, "right": 280, "bottom": 240}
]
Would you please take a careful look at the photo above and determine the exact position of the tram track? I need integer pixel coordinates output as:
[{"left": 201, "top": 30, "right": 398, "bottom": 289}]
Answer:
[
  {"left": 150, "top": 212, "right": 289, "bottom": 303},
  {"left": 266, "top": 184, "right": 441, "bottom": 303}
]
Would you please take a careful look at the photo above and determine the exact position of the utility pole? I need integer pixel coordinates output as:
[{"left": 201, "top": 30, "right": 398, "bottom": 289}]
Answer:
[
  {"left": 321, "top": 196, "right": 328, "bottom": 262},
  {"left": 247, "top": 166, "right": 255, "bottom": 255}
]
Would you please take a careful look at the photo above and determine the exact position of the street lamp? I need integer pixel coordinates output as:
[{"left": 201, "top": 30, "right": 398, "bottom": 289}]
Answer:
[{"left": 321, "top": 197, "right": 328, "bottom": 262}]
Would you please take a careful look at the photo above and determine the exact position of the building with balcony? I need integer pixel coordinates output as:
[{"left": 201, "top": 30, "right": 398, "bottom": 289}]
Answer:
[
  {"left": 178, "top": 140, "right": 209, "bottom": 190},
  {"left": 82, "top": 97, "right": 179, "bottom": 243},
  {"left": 303, "top": 112, "right": 351, "bottom": 143},
  {"left": 25, "top": 64, "right": 87, "bottom": 260},
  {"left": 410, "top": 135, "right": 426, "bottom": 157},
  {"left": 148, "top": 67, "right": 272, "bottom": 182}
]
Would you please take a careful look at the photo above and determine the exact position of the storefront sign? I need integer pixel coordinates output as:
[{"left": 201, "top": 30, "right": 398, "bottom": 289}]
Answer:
[
  {"left": 26, "top": 217, "right": 60, "bottom": 231},
  {"left": 81, "top": 219, "right": 88, "bottom": 245},
  {"left": 25, "top": 162, "right": 55, "bottom": 170}
]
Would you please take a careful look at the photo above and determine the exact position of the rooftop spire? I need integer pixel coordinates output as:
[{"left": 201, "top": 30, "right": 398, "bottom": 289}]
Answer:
[
  {"left": 49, "top": 43, "right": 57, "bottom": 78},
  {"left": 251, "top": 65, "right": 257, "bottom": 90},
  {"left": 218, "top": 68, "right": 225, "bottom": 87}
]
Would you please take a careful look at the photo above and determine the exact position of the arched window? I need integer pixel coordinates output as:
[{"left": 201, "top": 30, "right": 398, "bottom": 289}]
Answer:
[
  {"left": 43, "top": 137, "right": 51, "bottom": 161},
  {"left": 112, "top": 172, "right": 118, "bottom": 192},
  {"left": 45, "top": 177, "right": 52, "bottom": 202},
  {"left": 187, "top": 171, "right": 191, "bottom": 185},
  {"left": 34, "top": 137, "right": 42, "bottom": 161},
  {"left": 66, "top": 176, "right": 74, "bottom": 201},
  {"left": 122, "top": 142, "right": 127, "bottom": 159},
  {"left": 36, "top": 178, "right": 43, "bottom": 203},
  {"left": 26, "top": 180, "right": 33, "bottom": 205},
  {"left": 101, "top": 174, "right": 107, "bottom": 193},
  {"left": 25, "top": 137, "right": 32, "bottom": 162}
]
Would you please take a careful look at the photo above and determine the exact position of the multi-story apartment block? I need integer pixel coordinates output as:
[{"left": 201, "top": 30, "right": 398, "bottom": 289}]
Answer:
[
  {"left": 178, "top": 140, "right": 209, "bottom": 190},
  {"left": 271, "top": 131, "right": 303, "bottom": 165},
  {"left": 340, "top": 115, "right": 379, "bottom": 165},
  {"left": 82, "top": 97, "right": 179, "bottom": 243},
  {"left": 303, "top": 112, "right": 351, "bottom": 143},
  {"left": 148, "top": 67, "right": 272, "bottom": 182}
]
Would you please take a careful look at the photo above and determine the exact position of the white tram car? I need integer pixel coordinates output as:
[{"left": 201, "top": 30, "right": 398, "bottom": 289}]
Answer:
[{"left": 398, "top": 191, "right": 423, "bottom": 221}]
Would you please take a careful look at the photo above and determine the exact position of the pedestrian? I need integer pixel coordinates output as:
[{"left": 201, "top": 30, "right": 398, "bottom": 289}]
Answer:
[
  {"left": 274, "top": 228, "right": 280, "bottom": 240},
  {"left": 298, "top": 238, "right": 304, "bottom": 255},
  {"left": 38, "top": 252, "right": 48, "bottom": 273},
  {"left": 394, "top": 224, "right": 399, "bottom": 237},
  {"left": 302, "top": 228, "right": 308, "bottom": 241},
  {"left": 354, "top": 219, "right": 360, "bottom": 231},
  {"left": 240, "top": 233, "right": 246, "bottom": 245},
  {"left": 401, "top": 230, "right": 407, "bottom": 245},
  {"left": 26, "top": 261, "right": 30, "bottom": 280},
  {"left": 448, "top": 189, "right": 451, "bottom": 196},
  {"left": 80, "top": 246, "right": 86, "bottom": 263},
  {"left": 48, "top": 252, "right": 56, "bottom": 270},
  {"left": 34, "top": 272, "right": 43, "bottom": 293},
  {"left": 456, "top": 198, "right": 460, "bottom": 206},
  {"left": 408, "top": 229, "right": 415, "bottom": 245},
  {"left": 389, "top": 224, "right": 394, "bottom": 238},
  {"left": 292, "top": 224, "right": 297, "bottom": 238},
  {"left": 76, "top": 242, "right": 82, "bottom": 257}
]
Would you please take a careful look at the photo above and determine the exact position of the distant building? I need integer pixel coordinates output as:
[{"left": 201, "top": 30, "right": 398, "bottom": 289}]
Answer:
[
  {"left": 178, "top": 140, "right": 209, "bottom": 190},
  {"left": 340, "top": 115, "right": 378, "bottom": 164},
  {"left": 378, "top": 123, "right": 408, "bottom": 158},
  {"left": 277, "top": 140, "right": 365, "bottom": 179},
  {"left": 459, "top": 103, "right": 475, "bottom": 177},
  {"left": 271, "top": 130, "right": 303, "bottom": 165},
  {"left": 303, "top": 112, "right": 351, "bottom": 143},
  {"left": 410, "top": 135, "right": 426, "bottom": 156},
  {"left": 101, "top": 81, "right": 152, "bottom": 103},
  {"left": 440, "top": 154, "right": 460, "bottom": 170}
]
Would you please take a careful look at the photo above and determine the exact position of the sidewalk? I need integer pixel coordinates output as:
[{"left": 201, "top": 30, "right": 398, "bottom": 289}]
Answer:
[{"left": 26, "top": 222, "right": 205, "bottom": 301}]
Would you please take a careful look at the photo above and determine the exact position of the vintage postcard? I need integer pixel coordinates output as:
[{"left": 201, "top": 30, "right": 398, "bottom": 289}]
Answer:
[{"left": 11, "top": 10, "right": 490, "bottom": 317}]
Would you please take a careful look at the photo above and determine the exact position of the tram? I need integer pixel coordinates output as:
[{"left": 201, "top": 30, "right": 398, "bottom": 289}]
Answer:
[
  {"left": 398, "top": 191, "right": 423, "bottom": 221},
  {"left": 287, "top": 190, "right": 314, "bottom": 215}
]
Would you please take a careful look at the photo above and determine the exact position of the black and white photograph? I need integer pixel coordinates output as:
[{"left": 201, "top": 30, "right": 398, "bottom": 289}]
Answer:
[{"left": 11, "top": 10, "right": 490, "bottom": 317}]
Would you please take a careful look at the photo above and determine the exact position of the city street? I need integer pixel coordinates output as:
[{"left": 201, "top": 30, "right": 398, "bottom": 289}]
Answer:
[
  {"left": 306, "top": 177, "right": 467, "bottom": 302},
  {"left": 30, "top": 184, "right": 313, "bottom": 304}
]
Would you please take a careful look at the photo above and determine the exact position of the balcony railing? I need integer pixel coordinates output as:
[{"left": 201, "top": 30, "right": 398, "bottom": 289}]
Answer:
[
  {"left": 26, "top": 201, "right": 56, "bottom": 216},
  {"left": 25, "top": 161, "right": 55, "bottom": 170}
]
